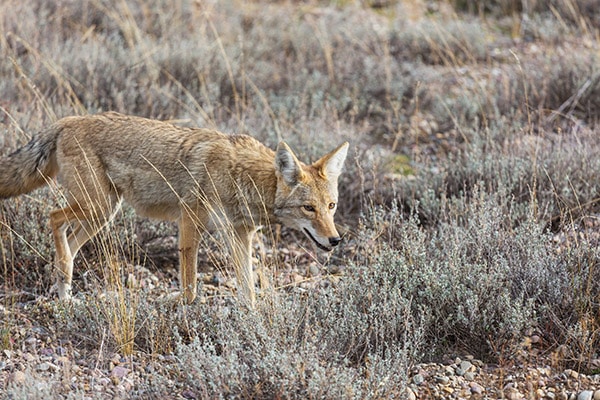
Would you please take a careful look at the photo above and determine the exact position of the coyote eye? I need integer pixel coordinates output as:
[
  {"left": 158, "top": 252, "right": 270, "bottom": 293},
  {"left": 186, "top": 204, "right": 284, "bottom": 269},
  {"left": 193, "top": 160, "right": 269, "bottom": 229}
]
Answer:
[
  {"left": 303, "top": 205, "right": 316, "bottom": 212},
  {"left": 328, "top": 202, "right": 336, "bottom": 210}
]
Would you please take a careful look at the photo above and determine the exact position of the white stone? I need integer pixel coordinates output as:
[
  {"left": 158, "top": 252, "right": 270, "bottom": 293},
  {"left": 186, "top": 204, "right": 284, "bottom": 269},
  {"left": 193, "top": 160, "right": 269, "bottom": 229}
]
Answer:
[{"left": 578, "top": 391, "right": 593, "bottom": 400}]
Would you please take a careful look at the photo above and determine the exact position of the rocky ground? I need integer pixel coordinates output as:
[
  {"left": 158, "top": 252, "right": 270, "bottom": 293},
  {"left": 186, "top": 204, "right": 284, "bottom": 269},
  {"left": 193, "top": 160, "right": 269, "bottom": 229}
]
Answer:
[
  {"left": 2, "top": 268, "right": 600, "bottom": 399},
  {"left": 2, "top": 208, "right": 600, "bottom": 399},
  {"left": 407, "top": 355, "right": 600, "bottom": 399},
  {"left": 2, "top": 301, "right": 600, "bottom": 399}
]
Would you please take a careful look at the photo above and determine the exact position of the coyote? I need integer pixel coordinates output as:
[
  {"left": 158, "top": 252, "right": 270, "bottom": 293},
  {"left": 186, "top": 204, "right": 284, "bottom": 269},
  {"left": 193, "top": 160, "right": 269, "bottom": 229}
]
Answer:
[{"left": 0, "top": 112, "right": 348, "bottom": 307}]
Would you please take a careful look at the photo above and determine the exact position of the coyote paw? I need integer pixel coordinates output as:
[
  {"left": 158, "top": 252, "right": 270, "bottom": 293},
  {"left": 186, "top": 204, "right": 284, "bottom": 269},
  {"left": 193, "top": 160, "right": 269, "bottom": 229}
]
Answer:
[
  {"left": 155, "top": 290, "right": 201, "bottom": 305},
  {"left": 49, "top": 282, "right": 76, "bottom": 302},
  {"left": 48, "top": 290, "right": 83, "bottom": 307}
]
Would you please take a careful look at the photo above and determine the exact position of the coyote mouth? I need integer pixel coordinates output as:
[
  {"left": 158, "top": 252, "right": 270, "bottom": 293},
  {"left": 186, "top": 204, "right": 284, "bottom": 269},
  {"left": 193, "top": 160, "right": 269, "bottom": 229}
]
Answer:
[{"left": 303, "top": 228, "right": 332, "bottom": 251}]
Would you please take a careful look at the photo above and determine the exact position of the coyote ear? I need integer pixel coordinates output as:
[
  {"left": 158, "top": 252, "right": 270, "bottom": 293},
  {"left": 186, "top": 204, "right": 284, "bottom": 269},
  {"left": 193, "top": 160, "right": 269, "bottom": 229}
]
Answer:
[
  {"left": 315, "top": 142, "right": 349, "bottom": 179},
  {"left": 275, "top": 142, "right": 304, "bottom": 186}
]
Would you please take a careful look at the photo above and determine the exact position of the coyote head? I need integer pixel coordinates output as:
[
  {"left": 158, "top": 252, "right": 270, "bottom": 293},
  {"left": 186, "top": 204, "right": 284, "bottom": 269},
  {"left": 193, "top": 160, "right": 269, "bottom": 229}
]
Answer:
[{"left": 274, "top": 141, "right": 349, "bottom": 251}]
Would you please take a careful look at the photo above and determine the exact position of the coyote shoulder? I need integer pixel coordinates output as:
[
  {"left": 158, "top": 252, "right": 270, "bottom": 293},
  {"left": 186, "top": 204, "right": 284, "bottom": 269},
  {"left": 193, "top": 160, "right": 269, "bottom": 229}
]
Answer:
[{"left": 0, "top": 112, "right": 349, "bottom": 306}]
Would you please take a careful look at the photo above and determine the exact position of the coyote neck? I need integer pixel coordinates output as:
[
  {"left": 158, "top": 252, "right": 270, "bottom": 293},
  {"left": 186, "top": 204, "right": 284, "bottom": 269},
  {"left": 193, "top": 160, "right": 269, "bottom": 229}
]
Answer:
[
  {"left": 243, "top": 165, "right": 277, "bottom": 211},
  {"left": 227, "top": 142, "right": 279, "bottom": 225}
]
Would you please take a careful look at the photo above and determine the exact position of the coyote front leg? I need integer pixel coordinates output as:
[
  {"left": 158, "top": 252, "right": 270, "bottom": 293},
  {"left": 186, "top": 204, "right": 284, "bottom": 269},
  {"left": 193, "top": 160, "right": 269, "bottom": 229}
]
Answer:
[
  {"left": 178, "top": 208, "right": 205, "bottom": 303},
  {"left": 232, "top": 226, "right": 257, "bottom": 308}
]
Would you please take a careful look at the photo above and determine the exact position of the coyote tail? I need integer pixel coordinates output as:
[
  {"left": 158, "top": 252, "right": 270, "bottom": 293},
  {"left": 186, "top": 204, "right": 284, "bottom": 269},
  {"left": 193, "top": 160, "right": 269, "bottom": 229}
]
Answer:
[{"left": 0, "top": 124, "right": 61, "bottom": 199}]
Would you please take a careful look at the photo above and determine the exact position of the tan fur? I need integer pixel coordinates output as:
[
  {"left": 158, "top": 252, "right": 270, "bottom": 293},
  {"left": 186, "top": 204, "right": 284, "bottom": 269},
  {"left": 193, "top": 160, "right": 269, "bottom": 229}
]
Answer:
[{"left": 0, "top": 112, "right": 349, "bottom": 307}]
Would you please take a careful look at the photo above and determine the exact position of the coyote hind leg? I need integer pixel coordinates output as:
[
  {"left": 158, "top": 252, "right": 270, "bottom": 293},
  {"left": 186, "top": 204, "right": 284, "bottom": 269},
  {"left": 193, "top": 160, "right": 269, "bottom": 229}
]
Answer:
[{"left": 49, "top": 199, "right": 121, "bottom": 300}]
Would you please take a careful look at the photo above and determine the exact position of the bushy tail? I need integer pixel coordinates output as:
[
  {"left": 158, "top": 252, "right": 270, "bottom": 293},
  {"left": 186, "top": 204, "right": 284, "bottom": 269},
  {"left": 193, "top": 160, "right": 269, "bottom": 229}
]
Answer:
[{"left": 0, "top": 124, "right": 61, "bottom": 199}]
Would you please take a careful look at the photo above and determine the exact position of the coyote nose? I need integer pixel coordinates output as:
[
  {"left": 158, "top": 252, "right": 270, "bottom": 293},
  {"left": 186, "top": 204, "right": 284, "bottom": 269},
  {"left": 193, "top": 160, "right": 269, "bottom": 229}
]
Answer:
[{"left": 329, "top": 237, "right": 342, "bottom": 247}]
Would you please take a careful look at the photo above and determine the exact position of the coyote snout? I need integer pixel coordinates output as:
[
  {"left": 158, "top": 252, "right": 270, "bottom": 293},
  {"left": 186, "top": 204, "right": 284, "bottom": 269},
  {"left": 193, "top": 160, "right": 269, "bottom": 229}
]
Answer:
[
  {"left": 0, "top": 112, "right": 349, "bottom": 308},
  {"left": 329, "top": 237, "right": 342, "bottom": 246},
  {"left": 303, "top": 227, "right": 341, "bottom": 252}
]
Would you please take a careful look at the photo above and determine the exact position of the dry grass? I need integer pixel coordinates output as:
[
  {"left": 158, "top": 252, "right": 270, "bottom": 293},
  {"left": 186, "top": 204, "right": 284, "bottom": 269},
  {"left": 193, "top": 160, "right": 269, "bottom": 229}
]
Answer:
[{"left": 2, "top": 0, "right": 600, "bottom": 398}]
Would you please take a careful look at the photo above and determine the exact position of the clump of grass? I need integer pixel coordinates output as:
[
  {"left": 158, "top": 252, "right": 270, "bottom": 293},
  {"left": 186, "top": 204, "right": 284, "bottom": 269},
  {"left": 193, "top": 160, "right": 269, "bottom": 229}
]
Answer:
[
  {"left": 451, "top": 0, "right": 600, "bottom": 26},
  {"left": 6, "top": 369, "right": 86, "bottom": 400},
  {"left": 94, "top": 230, "right": 140, "bottom": 356},
  {"left": 384, "top": 118, "right": 600, "bottom": 363},
  {"left": 390, "top": 18, "right": 489, "bottom": 65},
  {"left": 357, "top": 200, "right": 539, "bottom": 360},
  {"left": 1, "top": 193, "right": 55, "bottom": 294},
  {"left": 141, "top": 264, "right": 419, "bottom": 398},
  {"left": 0, "top": 327, "right": 10, "bottom": 350}
]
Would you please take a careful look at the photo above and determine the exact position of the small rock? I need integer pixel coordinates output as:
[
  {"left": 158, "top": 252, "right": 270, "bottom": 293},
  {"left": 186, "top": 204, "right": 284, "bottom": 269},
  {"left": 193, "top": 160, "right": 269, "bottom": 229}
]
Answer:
[
  {"left": 40, "top": 348, "right": 54, "bottom": 357},
  {"left": 594, "top": 390, "right": 600, "bottom": 400},
  {"left": 111, "top": 366, "right": 130, "bottom": 379},
  {"left": 556, "top": 392, "right": 568, "bottom": 400},
  {"left": 31, "top": 326, "right": 50, "bottom": 337},
  {"left": 181, "top": 389, "right": 198, "bottom": 399},
  {"left": 412, "top": 373, "right": 425, "bottom": 385},
  {"left": 579, "top": 391, "right": 594, "bottom": 400},
  {"left": 442, "top": 386, "right": 454, "bottom": 395},
  {"left": 327, "top": 264, "right": 343, "bottom": 274},
  {"left": 307, "top": 263, "right": 320, "bottom": 276},
  {"left": 470, "top": 382, "right": 484, "bottom": 394},
  {"left": 97, "top": 377, "right": 111, "bottom": 386},
  {"left": 36, "top": 362, "right": 50, "bottom": 371},
  {"left": 402, "top": 387, "right": 417, "bottom": 400},
  {"left": 536, "top": 379, "right": 546, "bottom": 388},
  {"left": 121, "top": 378, "right": 134, "bottom": 392},
  {"left": 505, "top": 388, "right": 523, "bottom": 400},
  {"left": 464, "top": 371, "right": 475, "bottom": 381},
  {"left": 456, "top": 360, "right": 473, "bottom": 376},
  {"left": 565, "top": 369, "right": 579, "bottom": 379},
  {"left": 434, "top": 375, "right": 449, "bottom": 384},
  {"left": 10, "top": 370, "right": 26, "bottom": 384}
]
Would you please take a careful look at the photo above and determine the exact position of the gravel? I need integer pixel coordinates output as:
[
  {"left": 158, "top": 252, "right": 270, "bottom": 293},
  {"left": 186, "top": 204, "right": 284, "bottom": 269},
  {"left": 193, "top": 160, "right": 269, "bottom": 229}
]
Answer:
[{"left": 407, "top": 356, "right": 600, "bottom": 399}]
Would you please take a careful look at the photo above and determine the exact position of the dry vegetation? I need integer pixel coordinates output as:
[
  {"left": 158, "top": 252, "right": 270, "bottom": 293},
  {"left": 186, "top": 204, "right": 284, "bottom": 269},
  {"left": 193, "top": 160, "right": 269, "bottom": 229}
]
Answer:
[{"left": 2, "top": 0, "right": 600, "bottom": 398}]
